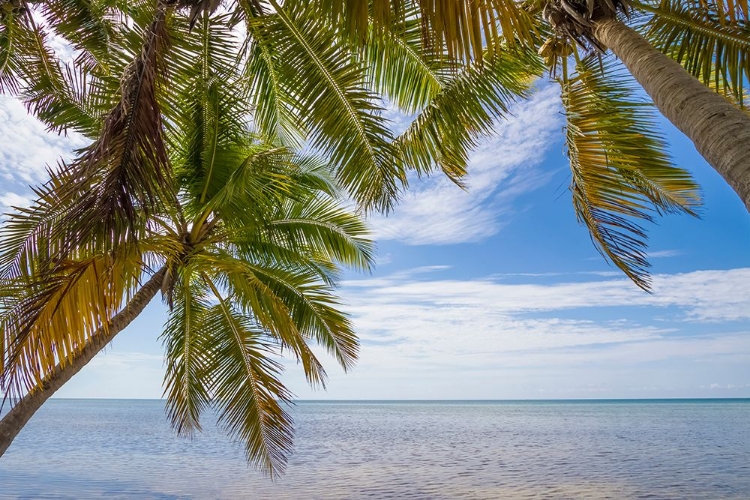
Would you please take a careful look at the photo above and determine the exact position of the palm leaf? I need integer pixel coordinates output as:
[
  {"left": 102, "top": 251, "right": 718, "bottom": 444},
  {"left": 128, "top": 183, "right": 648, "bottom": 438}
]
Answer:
[
  {"left": 39, "top": 0, "right": 117, "bottom": 72},
  {"left": 395, "top": 45, "right": 544, "bottom": 182},
  {"left": 305, "top": 0, "right": 536, "bottom": 61},
  {"left": 0, "top": 9, "right": 24, "bottom": 93},
  {"left": 561, "top": 55, "right": 701, "bottom": 290},
  {"left": 242, "top": 12, "right": 305, "bottom": 146},
  {"left": 361, "top": 5, "right": 446, "bottom": 114},
  {"left": 638, "top": 0, "right": 750, "bottom": 107},
  {"left": 162, "top": 265, "right": 212, "bottom": 437},
  {"left": 201, "top": 275, "right": 294, "bottom": 476},
  {"left": 245, "top": 2, "right": 404, "bottom": 212},
  {"left": 51, "top": 3, "right": 173, "bottom": 255},
  {"left": 199, "top": 251, "right": 330, "bottom": 388},
  {"left": 267, "top": 196, "right": 374, "bottom": 273},
  {"left": 0, "top": 252, "right": 142, "bottom": 401}
]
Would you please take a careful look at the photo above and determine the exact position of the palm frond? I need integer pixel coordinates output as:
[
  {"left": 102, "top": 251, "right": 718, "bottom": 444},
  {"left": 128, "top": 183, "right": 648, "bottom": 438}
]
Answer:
[
  {"left": 267, "top": 196, "right": 374, "bottom": 273},
  {"left": 306, "top": 0, "right": 536, "bottom": 62},
  {"left": 638, "top": 0, "right": 750, "bottom": 107},
  {"left": 39, "top": 0, "right": 117, "bottom": 72},
  {"left": 241, "top": 261, "right": 359, "bottom": 372},
  {"left": 561, "top": 56, "right": 701, "bottom": 290},
  {"left": 199, "top": 251, "right": 330, "bottom": 388},
  {"left": 246, "top": 2, "right": 404, "bottom": 212},
  {"left": 51, "top": 3, "right": 173, "bottom": 254},
  {"left": 201, "top": 275, "right": 294, "bottom": 476},
  {"left": 243, "top": 12, "right": 305, "bottom": 145},
  {"left": 0, "top": 252, "right": 142, "bottom": 401},
  {"left": 0, "top": 9, "right": 25, "bottom": 93},
  {"left": 395, "top": 45, "right": 544, "bottom": 182},
  {"left": 162, "top": 266, "right": 212, "bottom": 437},
  {"left": 16, "top": 16, "right": 114, "bottom": 137},
  {"left": 362, "top": 5, "right": 445, "bottom": 114}
]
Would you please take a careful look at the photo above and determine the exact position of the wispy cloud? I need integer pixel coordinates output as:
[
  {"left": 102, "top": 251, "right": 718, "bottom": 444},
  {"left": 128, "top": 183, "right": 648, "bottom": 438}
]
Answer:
[
  {"left": 649, "top": 249, "right": 683, "bottom": 258},
  {"left": 370, "top": 86, "right": 563, "bottom": 245},
  {"left": 0, "top": 192, "right": 32, "bottom": 210},
  {"left": 0, "top": 96, "right": 86, "bottom": 186},
  {"left": 278, "top": 266, "right": 750, "bottom": 398},
  {"left": 343, "top": 267, "right": 750, "bottom": 322}
]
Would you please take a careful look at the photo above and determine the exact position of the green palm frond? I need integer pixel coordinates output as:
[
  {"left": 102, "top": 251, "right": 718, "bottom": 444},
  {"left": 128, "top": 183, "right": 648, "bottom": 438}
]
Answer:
[
  {"left": 561, "top": 56, "right": 701, "bottom": 290},
  {"left": 201, "top": 275, "right": 294, "bottom": 476},
  {"left": 199, "top": 251, "right": 329, "bottom": 388},
  {"left": 247, "top": 2, "right": 404, "bottom": 212},
  {"left": 198, "top": 146, "right": 298, "bottom": 225},
  {"left": 162, "top": 266, "right": 212, "bottom": 437},
  {"left": 243, "top": 12, "right": 305, "bottom": 146},
  {"left": 0, "top": 171, "right": 69, "bottom": 280},
  {"left": 23, "top": 61, "right": 111, "bottom": 138},
  {"left": 17, "top": 15, "right": 117, "bottom": 139},
  {"left": 0, "top": 9, "right": 24, "bottom": 93},
  {"left": 166, "top": 13, "right": 249, "bottom": 204},
  {"left": 38, "top": 0, "right": 116, "bottom": 72},
  {"left": 0, "top": 3, "right": 124, "bottom": 132},
  {"left": 0, "top": 160, "right": 109, "bottom": 281},
  {"left": 638, "top": 0, "right": 750, "bottom": 107},
  {"left": 395, "top": 45, "right": 545, "bottom": 182},
  {"left": 245, "top": 262, "right": 359, "bottom": 372},
  {"left": 267, "top": 196, "right": 374, "bottom": 274},
  {"left": 362, "top": 5, "right": 445, "bottom": 114}
]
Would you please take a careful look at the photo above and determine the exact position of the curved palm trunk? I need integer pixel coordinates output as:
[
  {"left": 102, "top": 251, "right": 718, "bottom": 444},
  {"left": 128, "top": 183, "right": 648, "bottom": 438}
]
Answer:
[
  {"left": 595, "top": 18, "right": 750, "bottom": 211},
  {"left": 0, "top": 267, "right": 167, "bottom": 457}
]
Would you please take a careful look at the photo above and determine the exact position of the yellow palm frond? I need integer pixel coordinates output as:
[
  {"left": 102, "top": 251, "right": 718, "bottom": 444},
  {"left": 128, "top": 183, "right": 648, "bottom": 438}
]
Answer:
[
  {"left": 303, "top": 0, "right": 536, "bottom": 61},
  {"left": 0, "top": 253, "right": 143, "bottom": 400},
  {"left": 561, "top": 56, "right": 701, "bottom": 290}
]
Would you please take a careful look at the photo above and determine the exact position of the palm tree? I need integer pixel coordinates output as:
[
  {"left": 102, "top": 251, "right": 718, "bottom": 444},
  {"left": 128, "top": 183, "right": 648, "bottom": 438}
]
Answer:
[
  {"left": 0, "top": 2, "right": 540, "bottom": 468},
  {"left": 0, "top": 16, "right": 374, "bottom": 473},
  {"left": 534, "top": 0, "right": 750, "bottom": 212},
  {"left": 0, "top": 1, "right": 701, "bottom": 471},
  {"left": 0, "top": 146, "right": 370, "bottom": 473}
]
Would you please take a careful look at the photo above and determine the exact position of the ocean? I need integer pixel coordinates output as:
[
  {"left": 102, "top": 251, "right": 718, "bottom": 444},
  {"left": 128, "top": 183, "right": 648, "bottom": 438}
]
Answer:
[{"left": 1, "top": 399, "right": 748, "bottom": 499}]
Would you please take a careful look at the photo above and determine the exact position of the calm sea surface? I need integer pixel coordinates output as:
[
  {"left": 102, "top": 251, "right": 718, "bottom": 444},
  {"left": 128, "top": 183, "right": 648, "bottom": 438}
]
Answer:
[{"left": 1, "top": 399, "right": 749, "bottom": 499}]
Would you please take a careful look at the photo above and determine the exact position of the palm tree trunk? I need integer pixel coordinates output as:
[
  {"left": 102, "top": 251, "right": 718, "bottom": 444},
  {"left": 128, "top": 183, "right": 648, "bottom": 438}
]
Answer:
[
  {"left": 594, "top": 18, "right": 750, "bottom": 211},
  {"left": 0, "top": 267, "right": 167, "bottom": 458}
]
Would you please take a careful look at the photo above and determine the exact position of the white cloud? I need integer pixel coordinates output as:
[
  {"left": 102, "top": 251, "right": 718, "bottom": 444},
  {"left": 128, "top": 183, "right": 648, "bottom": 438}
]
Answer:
[
  {"left": 342, "top": 267, "right": 750, "bottom": 323},
  {"left": 649, "top": 249, "right": 682, "bottom": 258},
  {"left": 272, "top": 266, "right": 750, "bottom": 398},
  {"left": 370, "top": 85, "right": 563, "bottom": 245},
  {"left": 0, "top": 192, "right": 32, "bottom": 209},
  {"left": 0, "top": 96, "right": 86, "bottom": 186}
]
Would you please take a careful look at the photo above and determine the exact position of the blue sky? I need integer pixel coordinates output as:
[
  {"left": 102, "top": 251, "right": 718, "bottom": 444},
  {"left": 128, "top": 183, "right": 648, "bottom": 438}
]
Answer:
[{"left": 2, "top": 79, "right": 749, "bottom": 400}]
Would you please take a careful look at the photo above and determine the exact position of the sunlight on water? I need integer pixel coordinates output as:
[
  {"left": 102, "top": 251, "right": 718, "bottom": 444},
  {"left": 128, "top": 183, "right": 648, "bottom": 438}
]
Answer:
[{"left": 1, "top": 400, "right": 749, "bottom": 499}]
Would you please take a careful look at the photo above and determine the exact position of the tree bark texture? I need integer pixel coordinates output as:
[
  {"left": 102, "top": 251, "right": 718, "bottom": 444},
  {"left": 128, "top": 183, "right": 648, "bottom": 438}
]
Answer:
[
  {"left": 0, "top": 267, "right": 167, "bottom": 457},
  {"left": 595, "top": 18, "right": 750, "bottom": 211}
]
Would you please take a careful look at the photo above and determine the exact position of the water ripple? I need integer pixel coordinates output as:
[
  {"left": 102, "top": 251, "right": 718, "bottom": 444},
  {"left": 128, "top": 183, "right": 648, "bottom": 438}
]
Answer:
[{"left": 1, "top": 400, "right": 749, "bottom": 499}]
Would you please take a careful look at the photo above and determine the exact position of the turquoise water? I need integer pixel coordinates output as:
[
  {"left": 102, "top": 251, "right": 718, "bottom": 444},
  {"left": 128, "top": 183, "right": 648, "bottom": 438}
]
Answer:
[{"left": 1, "top": 399, "right": 749, "bottom": 499}]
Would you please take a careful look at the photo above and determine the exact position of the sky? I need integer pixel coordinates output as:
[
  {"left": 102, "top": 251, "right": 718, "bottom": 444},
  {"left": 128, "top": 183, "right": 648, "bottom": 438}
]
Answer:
[{"left": 2, "top": 79, "right": 750, "bottom": 401}]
